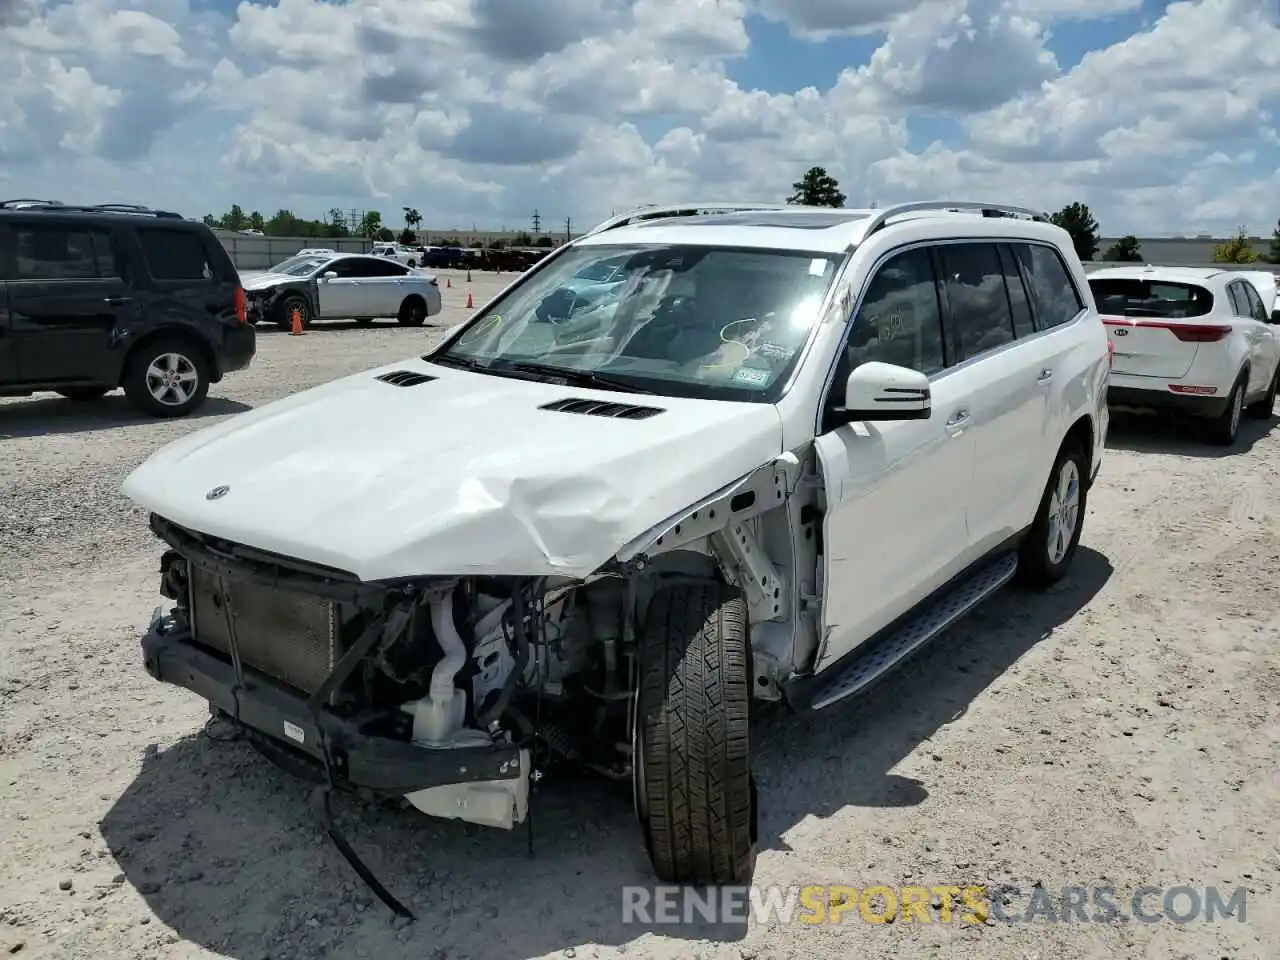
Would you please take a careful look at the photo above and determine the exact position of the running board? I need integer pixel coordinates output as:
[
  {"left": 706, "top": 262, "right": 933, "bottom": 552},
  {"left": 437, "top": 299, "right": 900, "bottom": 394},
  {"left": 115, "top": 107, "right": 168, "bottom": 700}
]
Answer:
[{"left": 804, "top": 552, "right": 1018, "bottom": 711}]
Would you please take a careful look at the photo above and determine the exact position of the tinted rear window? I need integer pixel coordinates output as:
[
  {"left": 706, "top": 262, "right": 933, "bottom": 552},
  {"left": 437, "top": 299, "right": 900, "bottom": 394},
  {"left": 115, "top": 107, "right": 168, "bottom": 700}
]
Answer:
[
  {"left": 1088, "top": 278, "right": 1213, "bottom": 319},
  {"left": 136, "top": 226, "right": 225, "bottom": 282}
]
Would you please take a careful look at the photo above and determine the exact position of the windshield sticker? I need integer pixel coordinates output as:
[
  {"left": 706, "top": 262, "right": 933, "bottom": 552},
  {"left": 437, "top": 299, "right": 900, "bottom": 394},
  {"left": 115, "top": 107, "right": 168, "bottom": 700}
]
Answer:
[
  {"left": 809, "top": 258, "right": 831, "bottom": 277},
  {"left": 732, "top": 367, "right": 770, "bottom": 386}
]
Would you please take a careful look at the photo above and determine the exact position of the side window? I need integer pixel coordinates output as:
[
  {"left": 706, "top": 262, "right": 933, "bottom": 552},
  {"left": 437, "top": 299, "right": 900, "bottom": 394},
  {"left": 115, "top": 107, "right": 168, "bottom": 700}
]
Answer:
[
  {"left": 938, "top": 243, "right": 1016, "bottom": 361},
  {"left": 1225, "top": 282, "right": 1246, "bottom": 316},
  {"left": 998, "top": 244, "right": 1036, "bottom": 338},
  {"left": 13, "top": 224, "right": 106, "bottom": 281},
  {"left": 1014, "top": 243, "right": 1084, "bottom": 329},
  {"left": 366, "top": 258, "right": 408, "bottom": 277},
  {"left": 338, "top": 258, "right": 384, "bottom": 278},
  {"left": 136, "top": 228, "right": 214, "bottom": 281},
  {"left": 1240, "top": 281, "right": 1268, "bottom": 322},
  {"left": 844, "top": 247, "right": 946, "bottom": 377}
]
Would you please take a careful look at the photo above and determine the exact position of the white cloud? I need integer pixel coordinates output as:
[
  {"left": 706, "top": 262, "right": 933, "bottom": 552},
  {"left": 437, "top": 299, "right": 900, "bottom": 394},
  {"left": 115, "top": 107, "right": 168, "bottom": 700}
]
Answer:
[{"left": 1, "top": 0, "right": 1279, "bottom": 236}]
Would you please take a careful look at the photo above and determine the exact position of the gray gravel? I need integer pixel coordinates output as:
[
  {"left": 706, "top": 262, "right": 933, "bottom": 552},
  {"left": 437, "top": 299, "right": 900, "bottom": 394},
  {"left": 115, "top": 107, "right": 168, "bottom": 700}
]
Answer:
[{"left": 1, "top": 269, "right": 1278, "bottom": 960}]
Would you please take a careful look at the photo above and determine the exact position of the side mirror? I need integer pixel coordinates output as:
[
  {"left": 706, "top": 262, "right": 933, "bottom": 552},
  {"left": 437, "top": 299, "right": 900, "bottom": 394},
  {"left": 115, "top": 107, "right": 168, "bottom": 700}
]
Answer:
[
  {"left": 835, "top": 361, "right": 931, "bottom": 423},
  {"left": 321, "top": 271, "right": 338, "bottom": 280}
]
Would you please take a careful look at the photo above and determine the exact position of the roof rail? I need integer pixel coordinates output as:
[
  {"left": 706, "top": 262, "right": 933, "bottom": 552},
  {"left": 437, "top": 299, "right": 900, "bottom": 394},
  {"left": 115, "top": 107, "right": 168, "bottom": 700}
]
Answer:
[
  {"left": 583, "top": 202, "right": 795, "bottom": 237},
  {"left": 0, "top": 199, "right": 184, "bottom": 219},
  {"left": 0, "top": 199, "right": 66, "bottom": 209},
  {"left": 860, "top": 200, "right": 1050, "bottom": 239}
]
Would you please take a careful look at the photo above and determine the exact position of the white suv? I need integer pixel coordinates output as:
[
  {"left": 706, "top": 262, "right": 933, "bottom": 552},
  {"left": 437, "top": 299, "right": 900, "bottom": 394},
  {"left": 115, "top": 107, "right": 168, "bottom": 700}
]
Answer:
[
  {"left": 1089, "top": 265, "right": 1280, "bottom": 445},
  {"left": 121, "top": 201, "right": 1111, "bottom": 910}
]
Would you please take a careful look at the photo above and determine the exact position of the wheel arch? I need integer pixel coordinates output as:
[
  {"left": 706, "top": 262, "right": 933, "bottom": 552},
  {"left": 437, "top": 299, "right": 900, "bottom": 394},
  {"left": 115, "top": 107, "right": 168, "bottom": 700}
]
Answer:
[
  {"left": 120, "top": 326, "right": 219, "bottom": 386},
  {"left": 1063, "top": 413, "right": 1095, "bottom": 488}
]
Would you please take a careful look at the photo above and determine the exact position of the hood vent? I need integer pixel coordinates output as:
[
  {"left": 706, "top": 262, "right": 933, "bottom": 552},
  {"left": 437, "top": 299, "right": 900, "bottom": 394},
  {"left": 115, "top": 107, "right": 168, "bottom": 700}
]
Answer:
[
  {"left": 375, "top": 370, "right": 437, "bottom": 387},
  {"left": 540, "top": 397, "right": 665, "bottom": 420}
]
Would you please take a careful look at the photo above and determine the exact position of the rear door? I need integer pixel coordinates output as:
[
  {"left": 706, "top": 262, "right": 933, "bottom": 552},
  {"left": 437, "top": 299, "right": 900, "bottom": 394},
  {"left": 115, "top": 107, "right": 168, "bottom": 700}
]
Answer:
[
  {"left": 938, "top": 241, "right": 1079, "bottom": 552},
  {"left": 1234, "top": 279, "right": 1280, "bottom": 392},
  {"left": 1088, "top": 276, "right": 1215, "bottom": 379},
  {"left": 315, "top": 257, "right": 392, "bottom": 318},
  {"left": 0, "top": 224, "right": 17, "bottom": 381},
  {"left": 6, "top": 217, "right": 135, "bottom": 383}
]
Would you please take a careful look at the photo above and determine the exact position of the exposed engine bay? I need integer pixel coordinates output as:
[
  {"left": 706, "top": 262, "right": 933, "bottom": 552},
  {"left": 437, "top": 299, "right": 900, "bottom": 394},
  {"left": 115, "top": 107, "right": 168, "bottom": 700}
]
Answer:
[{"left": 153, "top": 517, "right": 667, "bottom": 829}]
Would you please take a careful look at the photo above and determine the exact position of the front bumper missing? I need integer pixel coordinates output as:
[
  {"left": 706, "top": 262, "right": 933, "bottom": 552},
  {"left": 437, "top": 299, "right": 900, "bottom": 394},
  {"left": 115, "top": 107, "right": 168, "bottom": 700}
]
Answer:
[{"left": 141, "top": 608, "right": 523, "bottom": 795}]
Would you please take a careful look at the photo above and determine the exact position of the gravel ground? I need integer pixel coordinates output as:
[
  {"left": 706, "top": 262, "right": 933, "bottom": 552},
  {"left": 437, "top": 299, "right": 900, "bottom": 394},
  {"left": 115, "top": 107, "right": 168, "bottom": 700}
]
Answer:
[{"left": 1, "top": 270, "right": 1278, "bottom": 960}]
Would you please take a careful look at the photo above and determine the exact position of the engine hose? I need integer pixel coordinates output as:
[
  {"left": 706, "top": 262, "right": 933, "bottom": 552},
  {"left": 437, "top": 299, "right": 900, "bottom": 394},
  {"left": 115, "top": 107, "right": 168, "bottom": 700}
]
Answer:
[{"left": 475, "top": 580, "right": 534, "bottom": 728}]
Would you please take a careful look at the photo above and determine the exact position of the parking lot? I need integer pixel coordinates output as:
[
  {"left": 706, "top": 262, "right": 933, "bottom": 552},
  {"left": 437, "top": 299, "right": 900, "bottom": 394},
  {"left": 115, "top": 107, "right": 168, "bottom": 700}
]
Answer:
[{"left": 1, "top": 266, "right": 1277, "bottom": 960}]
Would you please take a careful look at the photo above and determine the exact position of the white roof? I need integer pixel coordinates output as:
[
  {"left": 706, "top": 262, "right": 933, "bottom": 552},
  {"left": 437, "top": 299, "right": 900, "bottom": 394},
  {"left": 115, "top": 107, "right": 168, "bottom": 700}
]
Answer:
[{"left": 574, "top": 202, "right": 1066, "bottom": 254}]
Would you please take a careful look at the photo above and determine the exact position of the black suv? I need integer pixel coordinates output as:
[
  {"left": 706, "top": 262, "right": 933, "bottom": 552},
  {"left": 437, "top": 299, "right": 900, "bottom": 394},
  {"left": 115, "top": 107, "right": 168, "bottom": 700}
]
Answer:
[{"left": 0, "top": 200, "right": 254, "bottom": 417}]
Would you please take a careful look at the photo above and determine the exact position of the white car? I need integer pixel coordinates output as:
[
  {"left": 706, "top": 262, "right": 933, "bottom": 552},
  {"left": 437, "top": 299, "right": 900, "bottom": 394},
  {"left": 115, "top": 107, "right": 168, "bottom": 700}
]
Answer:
[
  {"left": 121, "top": 200, "right": 1109, "bottom": 905},
  {"left": 1089, "top": 265, "right": 1280, "bottom": 444},
  {"left": 372, "top": 243, "right": 422, "bottom": 267},
  {"left": 241, "top": 251, "right": 442, "bottom": 329}
]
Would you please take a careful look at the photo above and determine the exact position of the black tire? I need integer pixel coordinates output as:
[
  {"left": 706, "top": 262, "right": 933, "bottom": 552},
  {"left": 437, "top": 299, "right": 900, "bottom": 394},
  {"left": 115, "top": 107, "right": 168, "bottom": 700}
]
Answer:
[
  {"left": 397, "top": 295, "right": 427, "bottom": 327},
  {"left": 121, "top": 337, "right": 210, "bottom": 417},
  {"left": 1208, "top": 373, "right": 1246, "bottom": 446},
  {"left": 1016, "top": 440, "right": 1088, "bottom": 589},
  {"left": 57, "top": 387, "right": 108, "bottom": 402},
  {"left": 407, "top": 259, "right": 417, "bottom": 268},
  {"left": 275, "top": 294, "right": 311, "bottom": 332},
  {"left": 634, "top": 582, "right": 755, "bottom": 885},
  {"left": 1247, "top": 363, "right": 1278, "bottom": 419}
]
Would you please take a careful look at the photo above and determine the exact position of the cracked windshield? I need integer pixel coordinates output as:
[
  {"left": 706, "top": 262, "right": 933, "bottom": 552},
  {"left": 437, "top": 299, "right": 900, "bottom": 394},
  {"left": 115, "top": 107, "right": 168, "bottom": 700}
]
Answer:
[{"left": 437, "top": 244, "right": 841, "bottom": 398}]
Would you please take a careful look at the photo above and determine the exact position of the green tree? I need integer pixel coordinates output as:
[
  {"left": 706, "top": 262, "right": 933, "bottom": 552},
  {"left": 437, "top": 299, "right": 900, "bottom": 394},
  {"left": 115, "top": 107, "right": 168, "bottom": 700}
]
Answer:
[
  {"left": 1049, "top": 202, "right": 1100, "bottom": 262},
  {"left": 1267, "top": 218, "right": 1280, "bottom": 264},
  {"left": 217, "top": 204, "right": 248, "bottom": 232},
  {"left": 513, "top": 231, "right": 533, "bottom": 246},
  {"left": 249, "top": 210, "right": 265, "bottom": 232},
  {"left": 376, "top": 227, "right": 395, "bottom": 242},
  {"left": 1212, "top": 227, "right": 1258, "bottom": 264},
  {"left": 1102, "top": 235, "right": 1143, "bottom": 262},
  {"left": 403, "top": 206, "right": 422, "bottom": 230},
  {"left": 357, "top": 210, "right": 383, "bottom": 239},
  {"left": 201, "top": 214, "right": 216, "bottom": 227},
  {"left": 398, "top": 228, "right": 418, "bottom": 245},
  {"left": 788, "top": 166, "right": 845, "bottom": 207},
  {"left": 535, "top": 235, "right": 554, "bottom": 248}
]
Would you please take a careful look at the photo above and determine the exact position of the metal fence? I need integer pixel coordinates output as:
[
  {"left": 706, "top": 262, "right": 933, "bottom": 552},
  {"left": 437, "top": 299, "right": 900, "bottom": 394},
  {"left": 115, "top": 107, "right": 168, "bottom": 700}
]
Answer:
[{"left": 213, "top": 233, "right": 371, "bottom": 270}]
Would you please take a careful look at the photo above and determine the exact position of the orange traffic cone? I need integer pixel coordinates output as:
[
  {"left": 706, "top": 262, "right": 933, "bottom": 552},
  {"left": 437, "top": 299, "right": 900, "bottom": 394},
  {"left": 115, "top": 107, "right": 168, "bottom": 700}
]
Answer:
[
  {"left": 289, "top": 302, "right": 305, "bottom": 336},
  {"left": 465, "top": 290, "right": 474, "bottom": 309}
]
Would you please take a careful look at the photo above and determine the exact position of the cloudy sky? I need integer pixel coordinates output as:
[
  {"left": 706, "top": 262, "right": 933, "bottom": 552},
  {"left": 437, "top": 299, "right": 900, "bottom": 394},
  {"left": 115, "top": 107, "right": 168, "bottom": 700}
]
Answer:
[{"left": 1, "top": 0, "right": 1278, "bottom": 236}]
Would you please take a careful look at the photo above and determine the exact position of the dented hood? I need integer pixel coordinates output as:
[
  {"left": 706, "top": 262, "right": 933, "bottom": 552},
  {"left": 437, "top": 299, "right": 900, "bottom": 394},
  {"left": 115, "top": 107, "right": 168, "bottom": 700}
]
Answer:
[{"left": 120, "top": 359, "right": 784, "bottom": 580}]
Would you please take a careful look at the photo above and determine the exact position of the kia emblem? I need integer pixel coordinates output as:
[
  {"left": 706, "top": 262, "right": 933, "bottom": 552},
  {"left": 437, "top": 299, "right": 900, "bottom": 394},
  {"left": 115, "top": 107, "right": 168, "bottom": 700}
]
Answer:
[{"left": 206, "top": 485, "right": 230, "bottom": 501}]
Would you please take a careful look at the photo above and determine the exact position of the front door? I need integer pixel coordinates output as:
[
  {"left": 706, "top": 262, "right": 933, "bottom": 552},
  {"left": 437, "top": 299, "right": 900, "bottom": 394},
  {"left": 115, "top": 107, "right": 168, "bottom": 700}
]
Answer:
[
  {"left": 814, "top": 245, "right": 976, "bottom": 673},
  {"left": 5, "top": 219, "right": 134, "bottom": 383}
]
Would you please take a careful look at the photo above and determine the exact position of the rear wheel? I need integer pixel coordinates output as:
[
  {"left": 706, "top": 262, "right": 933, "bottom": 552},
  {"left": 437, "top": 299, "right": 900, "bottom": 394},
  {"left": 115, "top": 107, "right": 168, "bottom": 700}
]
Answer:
[
  {"left": 122, "top": 338, "right": 210, "bottom": 417},
  {"left": 634, "top": 582, "right": 756, "bottom": 885},
  {"left": 1208, "top": 374, "right": 1245, "bottom": 445},
  {"left": 56, "top": 387, "right": 108, "bottom": 402},
  {"left": 1016, "top": 441, "right": 1087, "bottom": 588},
  {"left": 1246, "top": 363, "right": 1278, "bottom": 419},
  {"left": 397, "top": 296, "right": 427, "bottom": 327}
]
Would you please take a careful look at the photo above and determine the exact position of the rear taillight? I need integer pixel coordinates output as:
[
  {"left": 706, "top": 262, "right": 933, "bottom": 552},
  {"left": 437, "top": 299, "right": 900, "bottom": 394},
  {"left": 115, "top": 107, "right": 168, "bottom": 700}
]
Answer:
[
  {"left": 1165, "top": 324, "right": 1229, "bottom": 343},
  {"left": 234, "top": 285, "right": 246, "bottom": 325},
  {"left": 1100, "top": 317, "right": 1230, "bottom": 343}
]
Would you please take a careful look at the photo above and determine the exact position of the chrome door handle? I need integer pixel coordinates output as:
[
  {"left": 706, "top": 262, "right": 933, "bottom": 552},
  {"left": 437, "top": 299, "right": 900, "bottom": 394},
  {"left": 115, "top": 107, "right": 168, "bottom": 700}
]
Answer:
[
  {"left": 1037, "top": 368, "right": 1053, "bottom": 383},
  {"left": 945, "top": 410, "right": 970, "bottom": 429}
]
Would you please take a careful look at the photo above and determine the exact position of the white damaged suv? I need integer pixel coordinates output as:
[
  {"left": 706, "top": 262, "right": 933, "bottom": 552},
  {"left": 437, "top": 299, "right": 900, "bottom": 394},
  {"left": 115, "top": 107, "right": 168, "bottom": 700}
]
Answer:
[{"left": 121, "top": 201, "right": 1110, "bottom": 903}]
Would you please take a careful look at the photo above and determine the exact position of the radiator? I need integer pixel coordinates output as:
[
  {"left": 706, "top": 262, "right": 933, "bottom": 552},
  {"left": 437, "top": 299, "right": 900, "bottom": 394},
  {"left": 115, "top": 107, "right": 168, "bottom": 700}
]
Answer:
[{"left": 189, "top": 565, "right": 338, "bottom": 695}]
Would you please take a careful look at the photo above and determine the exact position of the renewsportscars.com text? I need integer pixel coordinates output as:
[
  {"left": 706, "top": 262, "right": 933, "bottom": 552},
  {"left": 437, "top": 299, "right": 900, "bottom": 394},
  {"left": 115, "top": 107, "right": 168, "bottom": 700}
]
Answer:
[{"left": 622, "top": 884, "right": 1249, "bottom": 926}]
